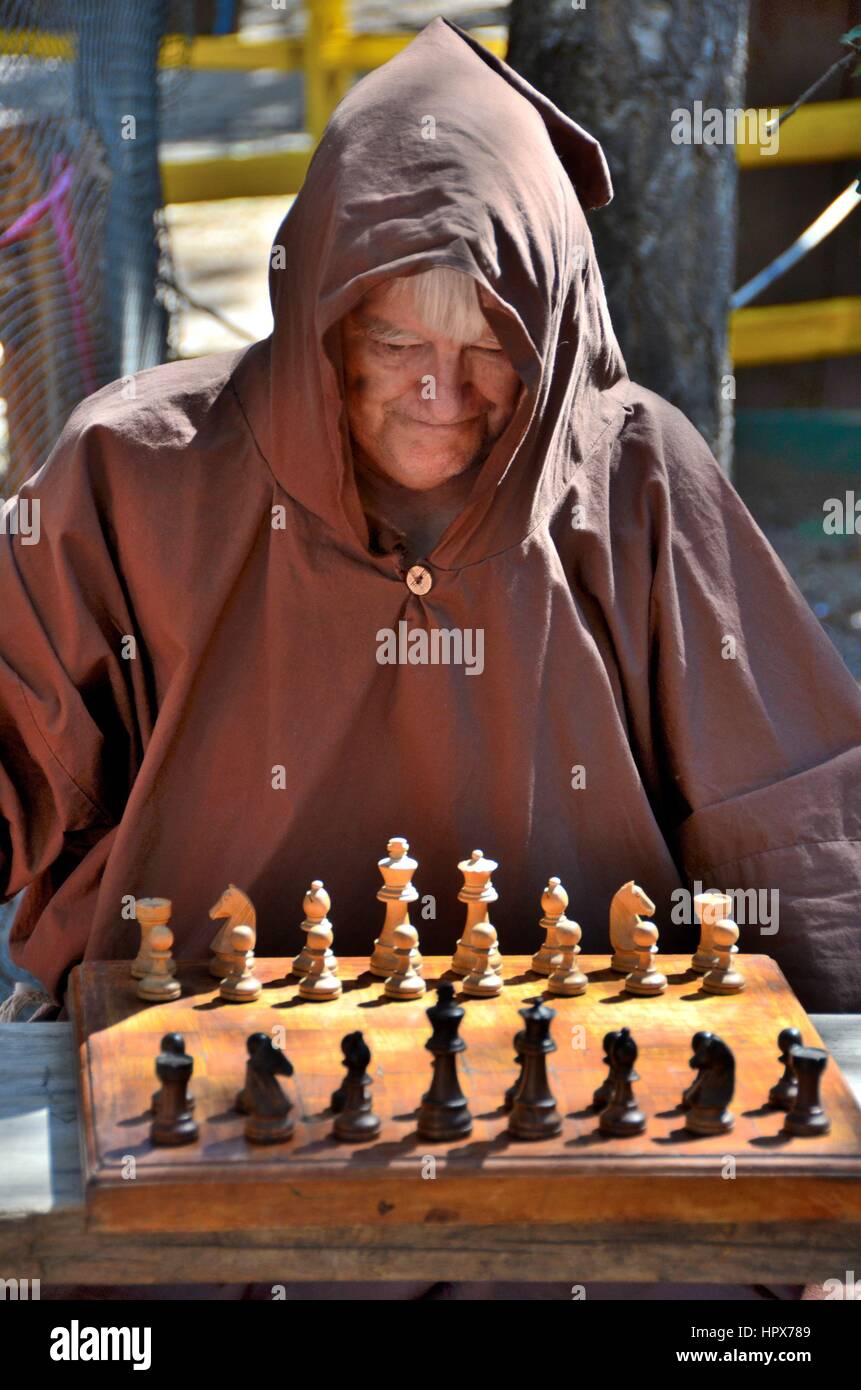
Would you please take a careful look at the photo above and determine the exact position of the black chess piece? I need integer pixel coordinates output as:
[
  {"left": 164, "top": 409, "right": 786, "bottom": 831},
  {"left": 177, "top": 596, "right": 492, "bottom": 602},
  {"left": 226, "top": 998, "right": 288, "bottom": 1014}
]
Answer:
[
  {"left": 416, "top": 982, "right": 473, "bottom": 1141},
  {"left": 598, "top": 1027, "right": 646, "bottom": 1136},
  {"left": 684, "top": 1034, "right": 735, "bottom": 1135},
  {"left": 768, "top": 1027, "right": 803, "bottom": 1110},
  {"left": 783, "top": 1045, "right": 831, "bottom": 1136},
  {"left": 237, "top": 1032, "right": 295, "bottom": 1144},
  {"left": 508, "top": 998, "right": 563, "bottom": 1140},
  {"left": 592, "top": 1029, "right": 622, "bottom": 1110},
  {"left": 680, "top": 1030, "right": 715, "bottom": 1110},
  {"left": 332, "top": 1031, "right": 382, "bottom": 1142},
  {"left": 504, "top": 1029, "right": 526, "bottom": 1111},
  {"left": 150, "top": 1033, "right": 198, "bottom": 1146},
  {"left": 331, "top": 1032, "right": 356, "bottom": 1113},
  {"left": 151, "top": 1032, "right": 195, "bottom": 1114}
]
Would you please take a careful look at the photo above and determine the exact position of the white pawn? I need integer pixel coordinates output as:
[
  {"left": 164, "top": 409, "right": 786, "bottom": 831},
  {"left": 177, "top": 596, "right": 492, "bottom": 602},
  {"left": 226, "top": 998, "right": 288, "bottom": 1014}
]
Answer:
[
  {"left": 462, "top": 923, "right": 503, "bottom": 997},
  {"left": 691, "top": 890, "right": 728, "bottom": 974},
  {"left": 703, "top": 916, "right": 745, "bottom": 994},
  {"left": 137, "top": 924, "right": 182, "bottom": 1002},
  {"left": 299, "top": 921, "right": 342, "bottom": 1001},
  {"left": 293, "top": 881, "right": 338, "bottom": 978},
  {"left": 371, "top": 837, "right": 421, "bottom": 978},
  {"left": 220, "top": 924, "right": 262, "bottom": 1003},
  {"left": 131, "top": 897, "right": 171, "bottom": 980},
  {"left": 384, "top": 924, "right": 426, "bottom": 1000},
  {"left": 625, "top": 919, "right": 667, "bottom": 996},
  {"left": 451, "top": 849, "right": 502, "bottom": 975},
  {"left": 547, "top": 920, "right": 588, "bottom": 997},
  {"left": 531, "top": 877, "right": 569, "bottom": 975}
]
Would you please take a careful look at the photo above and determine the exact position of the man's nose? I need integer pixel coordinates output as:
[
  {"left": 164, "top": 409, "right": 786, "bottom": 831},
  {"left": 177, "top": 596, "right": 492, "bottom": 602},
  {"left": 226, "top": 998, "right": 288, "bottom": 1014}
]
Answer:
[{"left": 421, "top": 349, "right": 474, "bottom": 422}]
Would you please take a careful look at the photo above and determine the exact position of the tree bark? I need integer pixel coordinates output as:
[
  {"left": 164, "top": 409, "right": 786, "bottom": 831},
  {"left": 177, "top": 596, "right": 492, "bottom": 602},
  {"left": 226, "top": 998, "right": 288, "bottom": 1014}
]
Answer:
[{"left": 507, "top": 0, "right": 751, "bottom": 472}]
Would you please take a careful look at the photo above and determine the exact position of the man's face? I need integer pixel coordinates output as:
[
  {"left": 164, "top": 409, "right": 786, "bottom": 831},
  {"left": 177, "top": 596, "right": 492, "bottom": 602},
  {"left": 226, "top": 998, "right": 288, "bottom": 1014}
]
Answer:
[{"left": 339, "top": 278, "right": 521, "bottom": 490}]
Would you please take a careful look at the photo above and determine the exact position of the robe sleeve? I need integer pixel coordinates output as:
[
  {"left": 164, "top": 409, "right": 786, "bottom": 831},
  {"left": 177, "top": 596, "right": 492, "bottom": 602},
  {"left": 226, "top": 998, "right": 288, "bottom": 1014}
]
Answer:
[
  {"left": 0, "top": 409, "right": 148, "bottom": 912},
  {"left": 647, "top": 405, "right": 861, "bottom": 1013}
]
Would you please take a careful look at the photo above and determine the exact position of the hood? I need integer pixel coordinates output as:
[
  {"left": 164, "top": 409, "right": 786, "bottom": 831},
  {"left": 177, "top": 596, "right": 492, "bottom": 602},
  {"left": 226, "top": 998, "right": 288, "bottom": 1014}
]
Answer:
[{"left": 232, "top": 16, "right": 629, "bottom": 569}]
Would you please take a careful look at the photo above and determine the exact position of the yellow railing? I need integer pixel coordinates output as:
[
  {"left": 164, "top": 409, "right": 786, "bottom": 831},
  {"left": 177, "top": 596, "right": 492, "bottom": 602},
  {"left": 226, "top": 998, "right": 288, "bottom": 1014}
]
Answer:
[{"left": 2, "top": 4, "right": 858, "bottom": 364}]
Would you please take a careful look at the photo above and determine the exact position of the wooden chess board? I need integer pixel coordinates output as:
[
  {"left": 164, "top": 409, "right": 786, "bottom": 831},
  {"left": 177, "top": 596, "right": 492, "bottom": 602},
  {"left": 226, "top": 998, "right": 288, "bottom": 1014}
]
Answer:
[{"left": 70, "top": 956, "right": 861, "bottom": 1237}]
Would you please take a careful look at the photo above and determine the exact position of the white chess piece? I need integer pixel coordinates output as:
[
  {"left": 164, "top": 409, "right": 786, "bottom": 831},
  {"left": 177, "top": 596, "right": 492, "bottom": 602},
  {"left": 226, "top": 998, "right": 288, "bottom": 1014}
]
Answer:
[
  {"left": 132, "top": 897, "right": 171, "bottom": 980},
  {"left": 299, "top": 922, "right": 342, "bottom": 1001},
  {"left": 137, "top": 923, "right": 182, "bottom": 1002},
  {"left": 451, "top": 849, "right": 502, "bottom": 975},
  {"left": 293, "top": 880, "right": 338, "bottom": 977},
  {"left": 547, "top": 919, "right": 588, "bottom": 997},
  {"left": 220, "top": 924, "right": 263, "bottom": 1002},
  {"left": 692, "top": 890, "right": 728, "bottom": 974},
  {"left": 384, "top": 924, "right": 426, "bottom": 1000},
  {"left": 370, "top": 838, "right": 420, "bottom": 978},
  {"left": 462, "top": 923, "right": 503, "bottom": 997},
  {"left": 703, "top": 917, "right": 745, "bottom": 994},
  {"left": 532, "top": 877, "right": 569, "bottom": 975}
]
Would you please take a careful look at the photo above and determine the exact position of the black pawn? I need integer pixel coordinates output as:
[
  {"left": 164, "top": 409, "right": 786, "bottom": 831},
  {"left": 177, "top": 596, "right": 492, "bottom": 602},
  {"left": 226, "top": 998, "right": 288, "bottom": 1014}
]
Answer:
[
  {"left": 680, "top": 1030, "right": 715, "bottom": 1110},
  {"left": 685, "top": 1034, "right": 735, "bottom": 1135},
  {"left": 599, "top": 1027, "right": 646, "bottom": 1137},
  {"left": 592, "top": 1029, "right": 622, "bottom": 1110},
  {"left": 151, "top": 1034, "right": 198, "bottom": 1146},
  {"left": 768, "top": 1027, "right": 802, "bottom": 1110},
  {"left": 783, "top": 1045, "right": 831, "bottom": 1137},
  {"left": 332, "top": 1031, "right": 381, "bottom": 1143},
  {"left": 504, "top": 1029, "right": 526, "bottom": 1111},
  {"left": 151, "top": 1031, "right": 195, "bottom": 1114},
  {"left": 508, "top": 998, "right": 562, "bottom": 1141},
  {"left": 416, "top": 982, "right": 473, "bottom": 1141},
  {"left": 330, "top": 1033, "right": 354, "bottom": 1113}
]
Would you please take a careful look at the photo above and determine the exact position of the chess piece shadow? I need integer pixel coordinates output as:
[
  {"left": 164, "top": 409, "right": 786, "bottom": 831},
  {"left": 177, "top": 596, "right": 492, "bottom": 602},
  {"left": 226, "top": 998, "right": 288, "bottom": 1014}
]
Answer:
[
  {"left": 749, "top": 1132, "right": 792, "bottom": 1148},
  {"left": 207, "top": 1105, "right": 242, "bottom": 1124},
  {"left": 679, "top": 986, "right": 711, "bottom": 1001},
  {"left": 357, "top": 993, "right": 395, "bottom": 1009},
  {"left": 654, "top": 1104, "right": 686, "bottom": 1119},
  {"left": 475, "top": 1104, "right": 508, "bottom": 1120},
  {"left": 567, "top": 1106, "right": 596, "bottom": 1120},
  {"left": 666, "top": 968, "right": 699, "bottom": 985},
  {"left": 504, "top": 971, "right": 536, "bottom": 987},
  {"left": 567, "top": 1129, "right": 613, "bottom": 1147},
  {"left": 652, "top": 1125, "right": 713, "bottom": 1143},
  {"left": 742, "top": 1104, "right": 774, "bottom": 1118},
  {"left": 118, "top": 1109, "right": 153, "bottom": 1127},
  {"left": 585, "top": 967, "right": 617, "bottom": 983},
  {"left": 272, "top": 994, "right": 311, "bottom": 1010},
  {"left": 445, "top": 1134, "right": 510, "bottom": 1161},
  {"left": 597, "top": 992, "right": 632, "bottom": 1005},
  {"left": 105, "top": 1140, "right": 152, "bottom": 1160},
  {"left": 193, "top": 997, "right": 228, "bottom": 1011}
]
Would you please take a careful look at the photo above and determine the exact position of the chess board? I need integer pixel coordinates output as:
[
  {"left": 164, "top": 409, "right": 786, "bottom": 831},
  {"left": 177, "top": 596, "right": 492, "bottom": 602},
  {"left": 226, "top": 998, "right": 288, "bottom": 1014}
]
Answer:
[{"left": 70, "top": 956, "right": 861, "bottom": 1236}]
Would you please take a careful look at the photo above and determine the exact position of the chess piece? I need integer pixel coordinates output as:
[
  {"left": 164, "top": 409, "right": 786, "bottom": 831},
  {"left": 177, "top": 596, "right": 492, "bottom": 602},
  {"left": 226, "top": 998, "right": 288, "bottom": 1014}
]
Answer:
[
  {"left": 783, "top": 1045, "right": 831, "bottom": 1137},
  {"left": 461, "top": 923, "right": 503, "bottom": 997},
  {"left": 684, "top": 1034, "right": 735, "bottom": 1135},
  {"left": 238, "top": 1033, "right": 295, "bottom": 1143},
  {"left": 702, "top": 916, "right": 745, "bottom": 994},
  {"left": 680, "top": 1031, "right": 715, "bottom": 1109},
  {"left": 332, "top": 1032, "right": 382, "bottom": 1142},
  {"left": 331, "top": 1034, "right": 353, "bottom": 1112},
  {"left": 451, "top": 849, "right": 502, "bottom": 975},
  {"left": 219, "top": 924, "right": 263, "bottom": 1002},
  {"left": 298, "top": 920, "right": 343, "bottom": 1000},
  {"left": 592, "top": 1030, "right": 621, "bottom": 1110},
  {"left": 504, "top": 1029, "right": 526, "bottom": 1111},
  {"left": 547, "top": 919, "right": 588, "bottom": 997},
  {"left": 599, "top": 1028, "right": 646, "bottom": 1136},
  {"left": 151, "top": 1032, "right": 195, "bottom": 1113},
  {"left": 624, "top": 918, "right": 667, "bottom": 996},
  {"left": 370, "top": 838, "right": 421, "bottom": 978},
  {"left": 383, "top": 924, "right": 426, "bottom": 999},
  {"left": 209, "top": 884, "right": 256, "bottom": 980},
  {"left": 691, "top": 891, "right": 729, "bottom": 973},
  {"left": 768, "top": 1027, "right": 803, "bottom": 1110},
  {"left": 531, "top": 877, "right": 568, "bottom": 975},
  {"left": 417, "top": 982, "right": 473, "bottom": 1140},
  {"left": 136, "top": 924, "right": 182, "bottom": 1002},
  {"left": 151, "top": 1033, "right": 197, "bottom": 1145},
  {"left": 293, "top": 880, "right": 338, "bottom": 978},
  {"left": 609, "top": 880, "right": 656, "bottom": 973},
  {"left": 132, "top": 897, "right": 171, "bottom": 980},
  {"left": 508, "top": 998, "right": 563, "bottom": 1140}
]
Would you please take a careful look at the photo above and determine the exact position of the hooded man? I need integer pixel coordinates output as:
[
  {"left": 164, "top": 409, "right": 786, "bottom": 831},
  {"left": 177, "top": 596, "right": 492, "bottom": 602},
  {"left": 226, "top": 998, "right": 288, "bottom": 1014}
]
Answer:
[{"left": 1, "top": 18, "right": 859, "bottom": 1018}]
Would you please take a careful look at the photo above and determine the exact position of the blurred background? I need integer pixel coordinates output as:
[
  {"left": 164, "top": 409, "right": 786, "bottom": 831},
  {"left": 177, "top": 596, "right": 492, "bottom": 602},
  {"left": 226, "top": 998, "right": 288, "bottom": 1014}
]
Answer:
[{"left": 0, "top": 0, "right": 859, "bottom": 675}]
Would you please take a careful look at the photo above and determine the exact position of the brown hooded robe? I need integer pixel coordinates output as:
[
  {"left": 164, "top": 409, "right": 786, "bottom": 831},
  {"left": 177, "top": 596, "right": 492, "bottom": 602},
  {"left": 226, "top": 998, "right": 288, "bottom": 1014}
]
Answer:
[{"left": 1, "top": 19, "right": 859, "bottom": 1012}]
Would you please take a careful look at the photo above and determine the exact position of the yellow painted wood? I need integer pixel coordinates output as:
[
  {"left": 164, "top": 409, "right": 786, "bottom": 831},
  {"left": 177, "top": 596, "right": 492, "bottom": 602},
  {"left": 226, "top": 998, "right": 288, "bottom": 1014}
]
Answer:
[
  {"left": 737, "top": 100, "right": 861, "bottom": 167},
  {"left": 731, "top": 296, "right": 861, "bottom": 366},
  {"left": 161, "top": 145, "right": 312, "bottom": 204}
]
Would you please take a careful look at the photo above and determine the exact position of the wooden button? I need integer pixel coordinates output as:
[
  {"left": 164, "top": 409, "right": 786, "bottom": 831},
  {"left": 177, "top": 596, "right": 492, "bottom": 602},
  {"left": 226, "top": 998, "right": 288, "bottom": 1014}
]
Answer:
[{"left": 405, "top": 564, "right": 432, "bottom": 595}]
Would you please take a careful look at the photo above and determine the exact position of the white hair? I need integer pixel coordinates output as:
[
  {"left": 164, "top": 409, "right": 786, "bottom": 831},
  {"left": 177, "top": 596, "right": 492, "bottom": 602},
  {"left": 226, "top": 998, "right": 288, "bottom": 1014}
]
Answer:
[{"left": 388, "top": 266, "right": 489, "bottom": 344}]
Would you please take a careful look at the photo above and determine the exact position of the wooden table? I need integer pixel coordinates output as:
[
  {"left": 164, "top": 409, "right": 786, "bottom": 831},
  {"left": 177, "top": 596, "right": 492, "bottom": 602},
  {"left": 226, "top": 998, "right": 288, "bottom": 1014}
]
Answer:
[{"left": 1, "top": 1010, "right": 859, "bottom": 1286}]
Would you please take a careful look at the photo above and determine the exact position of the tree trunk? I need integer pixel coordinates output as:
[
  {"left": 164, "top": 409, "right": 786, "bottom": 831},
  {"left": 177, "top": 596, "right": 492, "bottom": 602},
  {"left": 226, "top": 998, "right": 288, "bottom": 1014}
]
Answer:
[{"left": 507, "top": 0, "right": 751, "bottom": 472}]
